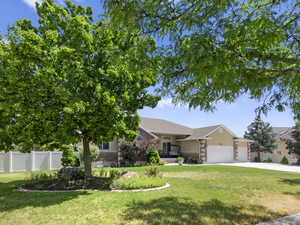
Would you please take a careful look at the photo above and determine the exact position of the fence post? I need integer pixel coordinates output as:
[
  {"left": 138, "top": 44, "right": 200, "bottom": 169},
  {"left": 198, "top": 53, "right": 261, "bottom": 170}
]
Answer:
[
  {"left": 8, "top": 151, "right": 13, "bottom": 172},
  {"left": 48, "top": 151, "right": 52, "bottom": 170},
  {"left": 31, "top": 151, "right": 35, "bottom": 171}
]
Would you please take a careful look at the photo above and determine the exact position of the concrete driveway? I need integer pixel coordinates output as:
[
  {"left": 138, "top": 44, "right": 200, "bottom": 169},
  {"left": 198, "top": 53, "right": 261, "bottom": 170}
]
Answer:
[{"left": 217, "top": 162, "right": 300, "bottom": 173}]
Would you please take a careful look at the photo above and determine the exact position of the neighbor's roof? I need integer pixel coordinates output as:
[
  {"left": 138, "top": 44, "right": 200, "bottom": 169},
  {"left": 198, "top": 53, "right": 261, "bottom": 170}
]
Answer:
[
  {"left": 272, "top": 127, "right": 293, "bottom": 139},
  {"left": 140, "top": 117, "right": 193, "bottom": 135}
]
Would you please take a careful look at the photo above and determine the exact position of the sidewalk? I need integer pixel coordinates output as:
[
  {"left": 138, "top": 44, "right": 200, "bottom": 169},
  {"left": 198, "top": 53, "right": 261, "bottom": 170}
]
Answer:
[{"left": 256, "top": 214, "right": 300, "bottom": 225}]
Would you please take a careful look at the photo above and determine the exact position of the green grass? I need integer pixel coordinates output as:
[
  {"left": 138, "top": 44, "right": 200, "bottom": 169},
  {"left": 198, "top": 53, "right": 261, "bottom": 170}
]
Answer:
[
  {"left": 1, "top": 165, "right": 300, "bottom": 225},
  {"left": 111, "top": 174, "right": 165, "bottom": 190}
]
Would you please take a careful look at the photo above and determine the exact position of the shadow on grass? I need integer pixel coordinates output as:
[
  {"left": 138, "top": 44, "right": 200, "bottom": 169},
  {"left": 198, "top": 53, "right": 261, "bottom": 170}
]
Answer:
[
  {"left": 283, "top": 191, "right": 300, "bottom": 199},
  {"left": 0, "top": 180, "right": 90, "bottom": 212},
  {"left": 123, "top": 197, "right": 283, "bottom": 225},
  {"left": 280, "top": 178, "right": 300, "bottom": 185}
]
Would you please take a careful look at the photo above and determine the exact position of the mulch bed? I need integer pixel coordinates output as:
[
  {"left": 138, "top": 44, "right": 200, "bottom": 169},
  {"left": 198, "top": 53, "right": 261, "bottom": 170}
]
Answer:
[{"left": 23, "top": 177, "right": 111, "bottom": 191}]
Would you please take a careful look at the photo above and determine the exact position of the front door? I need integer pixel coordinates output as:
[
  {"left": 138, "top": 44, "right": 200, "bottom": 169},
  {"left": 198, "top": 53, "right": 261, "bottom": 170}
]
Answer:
[{"left": 162, "top": 142, "right": 171, "bottom": 156}]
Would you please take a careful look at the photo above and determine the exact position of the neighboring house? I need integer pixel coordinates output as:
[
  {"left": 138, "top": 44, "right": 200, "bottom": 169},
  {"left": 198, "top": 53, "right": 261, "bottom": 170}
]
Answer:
[
  {"left": 97, "top": 117, "right": 252, "bottom": 166},
  {"left": 252, "top": 127, "right": 297, "bottom": 164}
]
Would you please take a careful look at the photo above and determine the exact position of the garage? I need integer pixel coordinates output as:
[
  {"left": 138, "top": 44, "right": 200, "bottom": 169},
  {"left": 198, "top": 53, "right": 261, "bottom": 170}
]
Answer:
[
  {"left": 207, "top": 145, "right": 234, "bottom": 163},
  {"left": 237, "top": 147, "right": 248, "bottom": 161}
]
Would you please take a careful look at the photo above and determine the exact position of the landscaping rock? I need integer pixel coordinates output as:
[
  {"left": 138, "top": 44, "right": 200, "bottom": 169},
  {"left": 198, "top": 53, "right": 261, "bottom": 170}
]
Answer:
[{"left": 120, "top": 171, "right": 138, "bottom": 179}]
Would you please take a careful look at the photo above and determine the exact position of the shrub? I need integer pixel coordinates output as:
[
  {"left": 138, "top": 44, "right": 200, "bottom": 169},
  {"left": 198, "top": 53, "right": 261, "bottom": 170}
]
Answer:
[
  {"left": 145, "top": 167, "right": 161, "bottom": 177},
  {"left": 267, "top": 157, "right": 272, "bottom": 163},
  {"left": 159, "top": 160, "right": 165, "bottom": 166},
  {"left": 103, "top": 169, "right": 123, "bottom": 188},
  {"left": 119, "top": 143, "right": 147, "bottom": 166},
  {"left": 280, "top": 156, "right": 289, "bottom": 164},
  {"left": 297, "top": 158, "right": 300, "bottom": 166},
  {"left": 254, "top": 156, "right": 260, "bottom": 162},
  {"left": 111, "top": 175, "right": 165, "bottom": 190},
  {"left": 58, "top": 167, "right": 85, "bottom": 181},
  {"left": 61, "top": 145, "right": 79, "bottom": 167},
  {"left": 78, "top": 145, "right": 100, "bottom": 165},
  {"left": 176, "top": 157, "right": 184, "bottom": 163},
  {"left": 147, "top": 149, "right": 160, "bottom": 164},
  {"left": 186, "top": 157, "right": 202, "bottom": 164}
]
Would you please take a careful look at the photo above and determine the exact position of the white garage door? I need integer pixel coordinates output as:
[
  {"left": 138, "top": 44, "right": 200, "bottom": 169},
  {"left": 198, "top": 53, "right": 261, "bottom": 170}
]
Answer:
[
  {"left": 207, "top": 145, "right": 234, "bottom": 163},
  {"left": 237, "top": 147, "right": 248, "bottom": 161}
]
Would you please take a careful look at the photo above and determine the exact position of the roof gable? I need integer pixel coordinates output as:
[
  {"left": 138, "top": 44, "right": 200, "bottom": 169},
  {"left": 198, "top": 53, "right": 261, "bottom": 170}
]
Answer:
[{"left": 179, "top": 125, "right": 237, "bottom": 141}]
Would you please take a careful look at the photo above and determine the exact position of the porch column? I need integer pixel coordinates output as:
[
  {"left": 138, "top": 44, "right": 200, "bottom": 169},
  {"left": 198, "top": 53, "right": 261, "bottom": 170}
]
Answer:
[
  {"left": 233, "top": 141, "right": 238, "bottom": 160},
  {"left": 199, "top": 139, "right": 207, "bottom": 163}
]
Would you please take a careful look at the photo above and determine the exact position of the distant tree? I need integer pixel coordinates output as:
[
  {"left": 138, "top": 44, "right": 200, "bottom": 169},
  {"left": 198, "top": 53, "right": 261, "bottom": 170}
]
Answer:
[
  {"left": 286, "top": 122, "right": 300, "bottom": 158},
  {"left": 244, "top": 117, "right": 276, "bottom": 162},
  {"left": 0, "top": 0, "right": 159, "bottom": 177}
]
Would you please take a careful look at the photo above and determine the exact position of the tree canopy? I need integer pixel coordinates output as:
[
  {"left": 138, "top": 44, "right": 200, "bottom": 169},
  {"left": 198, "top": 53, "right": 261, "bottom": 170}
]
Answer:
[
  {"left": 105, "top": 0, "right": 300, "bottom": 119},
  {"left": 244, "top": 116, "right": 276, "bottom": 162},
  {"left": 0, "top": 0, "right": 159, "bottom": 176}
]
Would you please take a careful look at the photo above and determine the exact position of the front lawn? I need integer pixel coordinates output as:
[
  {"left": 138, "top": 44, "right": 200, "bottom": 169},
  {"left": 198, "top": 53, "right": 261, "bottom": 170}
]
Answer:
[{"left": 1, "top": 165, "right": 300, "bottom": 225}]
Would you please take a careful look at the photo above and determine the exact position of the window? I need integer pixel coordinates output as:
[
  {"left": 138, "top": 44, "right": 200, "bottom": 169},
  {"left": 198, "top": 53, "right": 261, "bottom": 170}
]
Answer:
[
  {"left": 137, "top": 134, "right": 144, "bottom": 141},
  {"left": 99, "top": 142, "right": 111, "bottom": 151}
]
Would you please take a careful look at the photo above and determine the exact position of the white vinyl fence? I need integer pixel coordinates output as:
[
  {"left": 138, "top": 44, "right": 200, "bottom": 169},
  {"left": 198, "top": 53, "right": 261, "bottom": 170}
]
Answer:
[{"left": 0, "top": 151, "right": 63, "bottom": 173}]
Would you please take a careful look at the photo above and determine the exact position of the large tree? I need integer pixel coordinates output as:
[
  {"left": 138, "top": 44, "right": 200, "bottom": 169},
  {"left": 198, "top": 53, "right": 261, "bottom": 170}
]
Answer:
[
  {"left": 286, "top": 122, "right": 300, "bottom": 158},
  {"left": 0, "top": 0, "right": 159, "bottom": 176},
  {"left": 105, "top": 0, "right": 300, "bottom": 119},
  {"left": 244, "top": 117, "right": 276, "bottom": 162}
]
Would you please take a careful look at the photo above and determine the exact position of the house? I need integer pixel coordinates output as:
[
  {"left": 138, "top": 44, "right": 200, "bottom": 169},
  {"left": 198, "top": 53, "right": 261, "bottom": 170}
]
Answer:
[
  {"left": 252, "top": 127, "right": 298, "bottom": 164},
  {"left": 97, "top": 117, "right": 252, "bottom": 166}
]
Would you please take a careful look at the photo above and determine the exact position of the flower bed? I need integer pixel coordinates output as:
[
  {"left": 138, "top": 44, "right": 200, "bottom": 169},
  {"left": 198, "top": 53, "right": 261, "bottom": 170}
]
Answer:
[{"left": 20, "top": 167, "right": 167, "bottom": 191}]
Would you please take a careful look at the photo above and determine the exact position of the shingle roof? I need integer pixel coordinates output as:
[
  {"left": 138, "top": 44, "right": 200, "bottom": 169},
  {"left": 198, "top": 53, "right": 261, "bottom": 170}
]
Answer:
[
  {"left": 182, "top": 125, "right": 220, "bottom": 140},
  {"left": 140, "top": 117, "right": 238, "bottom": 141},
  {"left": 272, "top": 127, "right": 293, "bottom": 139},
  {"left": 140, "top": 117, "right": 193, "bottom": 135}
]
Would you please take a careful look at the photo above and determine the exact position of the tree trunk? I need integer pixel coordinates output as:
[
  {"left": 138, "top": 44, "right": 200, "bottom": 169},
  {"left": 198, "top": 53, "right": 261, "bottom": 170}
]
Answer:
[
  {"left": 83, "top": 137, "right": 92, "bottom": 177},
  {"left": 257, "top": 151, "right": 261, "bottom": 162}
]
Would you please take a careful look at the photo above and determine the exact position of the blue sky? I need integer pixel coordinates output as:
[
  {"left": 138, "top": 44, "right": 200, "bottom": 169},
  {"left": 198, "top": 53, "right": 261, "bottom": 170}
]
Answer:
[{"left": 0, "top": 0, "right": 295, "bottom": 136}]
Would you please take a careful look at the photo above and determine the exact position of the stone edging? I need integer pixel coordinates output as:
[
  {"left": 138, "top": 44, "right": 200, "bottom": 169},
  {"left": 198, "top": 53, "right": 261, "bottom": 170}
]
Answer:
[
  {"left": 111, "top": 183, "right": 170, "bottom": 192},
  {"left": 17, "top": 183, "right": 170, "bottom": 193}
]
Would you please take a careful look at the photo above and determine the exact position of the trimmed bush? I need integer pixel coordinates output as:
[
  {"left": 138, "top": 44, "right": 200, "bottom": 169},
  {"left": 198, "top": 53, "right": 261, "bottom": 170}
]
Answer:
[
  {"left": 280, "top": 156, "right": 289, "bottom": 164},
  {"left": 147, "top": 149, "right": 160, "bottom": 164},
  {"left": 267, "top": 157, "right": 272, "bottom": 163},
  {"left": 176, "top": 157, "right": 184, "bottom": 164},
  {"left": 297, "top": 158, "right": 300, "bottom": 166},
  {"left": 61, "top": 145, "right": 79, "bottom": 167}
]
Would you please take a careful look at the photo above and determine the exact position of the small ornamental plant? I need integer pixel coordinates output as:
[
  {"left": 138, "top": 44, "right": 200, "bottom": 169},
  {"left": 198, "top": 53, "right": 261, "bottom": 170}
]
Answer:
[
  {"left": 147, "top": 149, "right": 160, "bottom": 165},
  {"left": 176, "top": 157, "right": 184, "bottom": 165}
]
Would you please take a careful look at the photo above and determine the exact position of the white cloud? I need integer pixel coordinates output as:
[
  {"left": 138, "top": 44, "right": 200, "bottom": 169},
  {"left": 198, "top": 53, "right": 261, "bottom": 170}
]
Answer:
[
  {"left": 22, "top": 0, "right": 42, "bottom": 8},
  {"left": 156, "top": 98, "right": 189, "bottom": 109}
]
